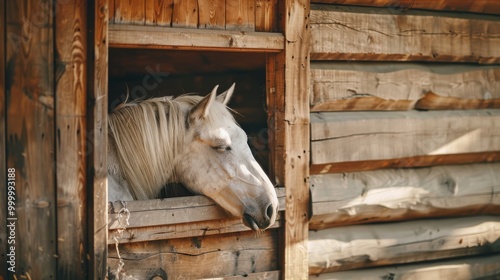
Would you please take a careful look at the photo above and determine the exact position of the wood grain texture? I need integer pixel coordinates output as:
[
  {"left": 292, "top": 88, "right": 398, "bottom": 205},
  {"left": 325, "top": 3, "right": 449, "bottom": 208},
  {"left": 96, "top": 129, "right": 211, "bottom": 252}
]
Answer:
[
  {"left": 311, "top": 110, "right": 500, "bottom": 164},
  {"left": 87, "top": 0, "right": 109, "bottom": 278},
  {"left": 145, "top": 0, "right": 173, "bottom": 26},
  {"left": 172, "top": 0, "right": 198, "bottom": 28},
  {"left": 256, "top": 0, "right": 277, "bottom": 32},
  {"left": 273, "top": 0, "right": 311, "bottom": 278},
  {"left": 0, "top": 0, "right": 6, "bottom": 276},
  {"left": 311, "top": 0, "right": 500, "bottom": 15},
  {"left": 203, "top": 271, "right": 280, "bottom": 280},
  {"left": 311, "top": 63, "right": 500, "bottom": 108},
  {"left": 314, "top": 254, "right": 500, "bottom": 279},
  {"left": 115, "top": 0, "right": 145, "bottom": 24},
  {"left": 310, "top": 163, "right": 500, "bottom": 229},
  {"left": 310, "top": 5, "right": 500, "bottom": 63},
  {"left": 415, "top": 91, "right": 500, "bottom": 110},
  {"left": 310, "top": 152, "right": 500, "bottom": 174},
  {"left": 108, "top": 230, "right": 278, "bottom": 279},
  {"left": 226, "top": 0, "right": 255, "bottom": 31},
  {"left": 6, "top": 0, "right": 57, "bottom": 278},
  {"left": 55, "top": 0, "right": 88, "bottom": 278},
  {"left": 109, "top": 25, "right": 284, "bottom": 52},
  {"left": 198, "top": 0, "right": 225, "bottom": 29},
  {"left": 309, "top": 216, "right": 500, "bottom": 274}
]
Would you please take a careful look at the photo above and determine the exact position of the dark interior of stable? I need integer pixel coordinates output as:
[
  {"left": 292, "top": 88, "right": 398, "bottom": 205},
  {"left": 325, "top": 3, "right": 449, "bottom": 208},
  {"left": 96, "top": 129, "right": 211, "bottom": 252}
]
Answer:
[{"left": 108, "top": 48, "right": 270, "bottom": 198}]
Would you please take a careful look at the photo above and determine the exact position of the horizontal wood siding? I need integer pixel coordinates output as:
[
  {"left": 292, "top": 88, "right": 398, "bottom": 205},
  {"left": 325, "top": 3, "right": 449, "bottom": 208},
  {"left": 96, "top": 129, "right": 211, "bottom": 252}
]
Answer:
[
  {"left": 310, "top": 163, "right": 500, "bottom": 229},
  {"left": 314, "top": 254, "right": 500, "bottom": 279},
  {"left": 311, "top": 110, "right": 500, "bottom": 164},
  {"left": 311, "top": 63, "right": 500, "bottom": 111},
  {"left": 310, "top": 5, "right": 500, "bottom": 63},
  {"left": 309, "top": 216, "right": 500, "bottom": 274},
  {"left": 111, "top": 0, "right": 277, "bottom": 31}
]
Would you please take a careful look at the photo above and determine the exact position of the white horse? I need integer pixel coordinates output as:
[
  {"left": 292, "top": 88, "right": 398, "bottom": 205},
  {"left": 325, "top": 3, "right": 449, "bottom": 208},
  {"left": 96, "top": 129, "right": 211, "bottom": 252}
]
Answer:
[{"left": 108, "top": 84, "right": 278, "bottom": 230}]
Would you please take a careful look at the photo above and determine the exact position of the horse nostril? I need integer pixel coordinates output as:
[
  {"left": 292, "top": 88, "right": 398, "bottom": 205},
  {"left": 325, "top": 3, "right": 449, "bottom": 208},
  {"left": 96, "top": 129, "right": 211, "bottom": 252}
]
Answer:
[{"left": 265, "top": 203, "right": 274, "bottom": 221}]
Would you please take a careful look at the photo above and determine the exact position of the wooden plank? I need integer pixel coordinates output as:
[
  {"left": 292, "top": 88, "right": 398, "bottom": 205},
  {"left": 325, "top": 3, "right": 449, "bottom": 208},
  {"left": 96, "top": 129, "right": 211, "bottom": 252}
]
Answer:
[
  {"left": 109, "top": 24, "right": 284, "bottom": 52},
  {"left": 310, "top": 163, "right": 500, "bottom": 229},
  {"left": 109, "top": 213, "right": 282, "bottom": 244},
  {"left": 415, "top": 91, "right": 500, "bottom": 110},
  {"left": 108, "top": 230, "right": 278, "bottom": 279},
  {"left": 226, "top": 0, "right": 255, "bottom": 31},
  {"left": 55, "top": 0, "right": 88, "bottom": 278},
  {"left": 256, "top": 0, "right": 277, "bottom": 32},
  {"left": 198, "top": 0, "right": 225, "bottom": 30},
  {"left": 6, "top": 0, "right": 57, "bottom": 278},
  {"left": 313, "top": 254, "right": 500, "bottom": 279},
  {"left": 308, "top": 216, "right": 500, "bottom": 274},
  {"left": 311, "top": 96, "right": 415, "bottom": 111},
  {"left": 273, "top": 0, "right": 311, "bottom": 279},
  {"left": 145, "top": 0, "right": 173, "bottom": 26},
  {"left": 310, "top": 151, "right": 500, "bottom": 174},
  {"left": 114, "top": 0, "right": 145, "bottom": 25},
  {"left": 0, "top": 0, "right": 6, "bottom": 276},
  {"left": 310, "top": 5, "right": 500, "bottom": 63},
  {"left": 310, "top": 0, "right": 500, "bottom": 15},
  {"left": 87, "top": 0, "right": 109, "bottom": 278},
  {"left": 311, "top": 62, "right": 500, "bottom": 109},
  {"left": 202, "top": 270, "right": 280, "bottom": 280},
  {"left": 108, "top": 188, "right": 285, "bottom": 230},
  {"left": 311, "top": 110, "right": 500, "bottom": 164},
  {"left": 172, "top": 0, "right": 198, "bottom": 28}
]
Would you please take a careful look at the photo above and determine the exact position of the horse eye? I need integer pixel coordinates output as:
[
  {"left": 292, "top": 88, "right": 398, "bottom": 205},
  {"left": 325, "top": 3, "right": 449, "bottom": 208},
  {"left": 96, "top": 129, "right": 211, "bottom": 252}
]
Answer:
[{"left": 213, "top": 145, "right": 231, "bottom": 152}]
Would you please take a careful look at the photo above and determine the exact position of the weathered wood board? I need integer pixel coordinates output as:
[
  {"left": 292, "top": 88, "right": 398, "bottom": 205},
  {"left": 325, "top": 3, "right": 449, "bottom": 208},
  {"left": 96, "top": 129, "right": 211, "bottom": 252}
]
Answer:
[
  {"left": 108, "top": 230, "right": 278, "bottom": 279},
  {"left": 310, "top": 5, "right": 500, "bottom": 63},
  {"left": 311, "top": 110, "right": 500, "bottom": 164},
  {"left": 311, "top": 0, "right": 500, "bottom": 15},
  {"left": 111, "top": 0, "right": 277, "bottom": 31},
  {"left": 311, "top": 63, "right": 500, "bottom": 110},
  {"left": 108, "top": 188, "right": 285, "bottom": 243},
  {"left": 308, "top": 216, "right": 500, "bottom": 274},
  {"left": 310, "top": 163, "right": 500, "bottom": 229},
  {"left": 313, "top": 254, "right": 500, "bottom": 279}
]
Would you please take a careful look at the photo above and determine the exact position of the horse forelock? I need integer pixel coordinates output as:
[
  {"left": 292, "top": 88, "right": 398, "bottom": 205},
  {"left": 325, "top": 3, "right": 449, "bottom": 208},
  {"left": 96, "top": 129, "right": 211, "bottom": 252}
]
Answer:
[{"left": 108, "top": 94, "right": 236, "bottom": 200}]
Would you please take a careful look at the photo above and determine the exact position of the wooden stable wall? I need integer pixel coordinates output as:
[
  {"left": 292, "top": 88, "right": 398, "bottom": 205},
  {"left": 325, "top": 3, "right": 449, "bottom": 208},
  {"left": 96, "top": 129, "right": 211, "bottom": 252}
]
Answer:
[
  {"left": 2, "top": 0, "right": 108, "bottom": 279},
  {"left": 308, "top": 2, "right": 500, "bottom": 278}
]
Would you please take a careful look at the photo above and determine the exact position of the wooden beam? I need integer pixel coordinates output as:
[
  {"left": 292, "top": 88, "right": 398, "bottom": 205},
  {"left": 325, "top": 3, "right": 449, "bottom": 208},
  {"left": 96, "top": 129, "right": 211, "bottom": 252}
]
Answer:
[
  {"left": 310, "top": 151, "right": 500, "bottom": 174},
  {"left": 55, "top": 0, "right": 89, "bottom": 278},
  {"left": 309, "top": 216, "right": 500, "bottom": 274},
  {"left": 314, "top": 254, "right": 500, "bottom": 279},
  {"left": 273, "top": 0, "right": 311, "bottom": 279},
  {"left": 109, "top": 24, "right": 284, "bottom": 52},
  {"left": 311, "top": 110, "right": 500, "bottom": 165},
  {"left": 310, "top": 5, "right": 500, "bottom": 63},
  {"left": 310, "top": 0, "right": 500, "bottom": 15},
  {"left": 202, "top": 270, "right": 280, "bottom": 280},
  {"left": 6, "top": 0, "right": 57, "bottom": 278},
  {"left": 310, "top": 163, "right": 500, "bottom": 229},
  {"left": 87, "top": 0, "right": 109, "bottom": 279}
]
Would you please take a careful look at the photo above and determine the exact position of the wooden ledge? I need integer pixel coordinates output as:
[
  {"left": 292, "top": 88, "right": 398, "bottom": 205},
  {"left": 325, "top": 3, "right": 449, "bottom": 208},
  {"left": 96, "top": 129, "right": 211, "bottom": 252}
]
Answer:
[{"left": 109, "top": 24, "right": 284, "bottom": 52}]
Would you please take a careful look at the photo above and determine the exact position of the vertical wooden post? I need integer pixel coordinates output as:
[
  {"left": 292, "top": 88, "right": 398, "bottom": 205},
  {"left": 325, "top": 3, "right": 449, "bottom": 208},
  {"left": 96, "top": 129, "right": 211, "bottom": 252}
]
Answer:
[
  {"left": 269, "top": 0, "right": 310, "bottom": 279},
  {"left": 55, "top": 0, "right": 89, "bottom": 278},
  {"left": 87, "top": 0, "right": 109, "bottom": 278},
  {"left": 5, "top": 0, "right": 57, "bottom": 278}
]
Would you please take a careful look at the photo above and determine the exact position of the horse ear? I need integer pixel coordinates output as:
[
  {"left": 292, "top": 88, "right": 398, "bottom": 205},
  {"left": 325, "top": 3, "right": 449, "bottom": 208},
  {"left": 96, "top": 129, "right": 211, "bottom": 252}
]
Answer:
[
  {"left": 189, "top": 85, "right": 218, "bottom": 122},
  {"left": 216, "top": 83, "right": 235, "bottom": 105}
]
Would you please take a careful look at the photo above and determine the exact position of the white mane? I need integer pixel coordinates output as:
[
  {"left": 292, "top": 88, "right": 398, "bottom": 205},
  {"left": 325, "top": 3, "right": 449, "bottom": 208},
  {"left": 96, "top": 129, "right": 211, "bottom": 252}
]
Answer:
[{"left": 108, "top": 95, "right": 235, "bottom": 200}]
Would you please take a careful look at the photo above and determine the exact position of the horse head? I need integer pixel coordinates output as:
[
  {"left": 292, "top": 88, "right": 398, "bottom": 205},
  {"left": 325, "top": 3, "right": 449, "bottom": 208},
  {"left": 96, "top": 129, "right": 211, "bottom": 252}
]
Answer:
[{"left": 175, "top": 84, "right": 279, "bottom": 231}]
